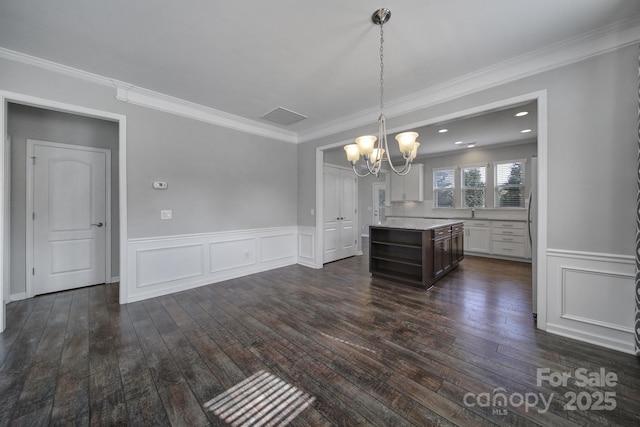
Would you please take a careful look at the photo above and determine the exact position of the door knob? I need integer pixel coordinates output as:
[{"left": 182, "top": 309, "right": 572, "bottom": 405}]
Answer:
[{"left": 92, "top": 222, "right": 104, "bottom": 228}]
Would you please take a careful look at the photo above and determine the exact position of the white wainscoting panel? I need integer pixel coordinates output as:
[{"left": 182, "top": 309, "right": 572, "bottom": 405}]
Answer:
[
  {"left": 126, "top": 226, "right": 300, "bottom": 302},
  {"left": 297, "top": 226, "right": 317, "bottom": 268},
  {"left": 136, "top": 243, "right": 205, "bottom": 288},
  {"left": 546, "top": 249, "right": 635, "bottom": 354},
  {"left": 260, "top": 233, "right": 295, "bottom": 263},
  {"left": 210, "top": 238, "right": 257, "bottom": 273}
]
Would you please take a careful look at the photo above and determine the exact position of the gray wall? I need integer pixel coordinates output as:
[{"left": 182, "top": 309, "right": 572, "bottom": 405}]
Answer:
[
  {"left": 125, "top": 108, "right": 298, "bottom": 238},
  {"left": 0, "top": 55, "right": 298, "bottom": 293},
  {"left": 298, "top": 44, "right": 637, "bottom": 256},
  {"left": 7, "top": 103, "right": 120, "bottom": 295}
]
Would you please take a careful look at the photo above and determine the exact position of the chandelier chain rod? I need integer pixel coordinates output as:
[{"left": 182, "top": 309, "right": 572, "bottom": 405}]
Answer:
[
  {"left": 344, "top": 8, "right": 417, "bottom": 178},
  {"left": 379, "top": 19, "right": 384, "bottom": 114}
]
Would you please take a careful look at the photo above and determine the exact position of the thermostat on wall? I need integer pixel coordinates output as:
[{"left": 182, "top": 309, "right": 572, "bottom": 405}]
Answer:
[{"left": 153, "top": 181, "right": 168, "bottom": 190}]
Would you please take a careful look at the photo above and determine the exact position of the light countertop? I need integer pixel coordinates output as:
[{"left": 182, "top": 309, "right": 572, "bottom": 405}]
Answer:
[
  {"left": 376, "top": 218, "right": 463, "bottom": 230},
  {"left": 385, "top": 215, "right": 526, "bottom": 223}
]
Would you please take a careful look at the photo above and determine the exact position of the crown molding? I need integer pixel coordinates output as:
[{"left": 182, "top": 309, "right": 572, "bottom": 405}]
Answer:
[
  {"left": 0, "top": 47, "right": 298, "bottom": 144},
  {"left": 2, "top": 13, "right": 639, "bottom": 145},
  {"left": 114, "top": 84, "right": 298, "bottom": 143},
  {"left": 296, "top": 14, "right": 640, "bottom": 143},
  {"left": 0, "top": 47, "right": 117, "bottom": 87}
]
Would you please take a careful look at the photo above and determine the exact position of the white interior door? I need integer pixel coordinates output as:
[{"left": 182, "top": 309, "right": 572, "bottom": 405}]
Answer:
[
  {"left": 323, "top": 165, "right": 357, "bottom": 263},
  {"left": 339, "top": 171, "right": 356, "bottom": 256},
  {"left": 323, "top": 167, "right": 340, "bottom": 263},
  {"left": 29, "top": 140, "right": 109, "bottom": 295}
]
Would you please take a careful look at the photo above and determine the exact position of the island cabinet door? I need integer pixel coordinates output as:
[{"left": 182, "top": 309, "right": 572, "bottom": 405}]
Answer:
[
  {"left": 432, "top": 227, "right": 452, "bottom": 278},
  {"left": 451, "top": 225, "right": 464, "bottom": 266}
]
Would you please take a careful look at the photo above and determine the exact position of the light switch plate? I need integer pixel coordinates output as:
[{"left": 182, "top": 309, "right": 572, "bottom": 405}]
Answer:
[{"left": 160, "top": 210, "right": 172, "bottom": 220}]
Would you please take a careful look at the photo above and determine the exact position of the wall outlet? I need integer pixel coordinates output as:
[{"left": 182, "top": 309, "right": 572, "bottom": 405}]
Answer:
[
  {"left": 160, "top": 210, "right": 172, "bottom": 220},
  {"left": 153, "top": 181, "right": 168, "bottom": 190}
]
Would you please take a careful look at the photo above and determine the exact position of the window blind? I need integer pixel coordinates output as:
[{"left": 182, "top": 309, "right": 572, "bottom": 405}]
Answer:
[
  {"left": 433, "top": 168, "right": 455, "bottom": 207},
  {"left": 495, "top": 161, "right": 525, "bottom": 208},
  {"left": 461, "top": 165, "right": 486, "bottom": 208}
]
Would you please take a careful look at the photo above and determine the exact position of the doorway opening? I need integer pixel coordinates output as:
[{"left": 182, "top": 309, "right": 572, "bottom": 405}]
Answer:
[
  {"left": 12, "top": 105, "right": 119, "bottom": 299},
  {"left": 314, "top": 90, "right": 548, "bottom": 328},
  {"left": 0, "top": 92, "right": 128, "bottom": 332}
]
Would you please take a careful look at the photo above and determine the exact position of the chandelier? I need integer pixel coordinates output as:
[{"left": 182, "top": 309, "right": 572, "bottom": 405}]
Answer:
[{"left": 344, "top": 8, "right": 420, "bottom": 177}]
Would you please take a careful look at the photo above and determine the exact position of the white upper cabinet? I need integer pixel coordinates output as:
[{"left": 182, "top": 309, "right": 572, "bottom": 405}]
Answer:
[{"left": 390, "top": 164, "right": 424, "bottom": 202}]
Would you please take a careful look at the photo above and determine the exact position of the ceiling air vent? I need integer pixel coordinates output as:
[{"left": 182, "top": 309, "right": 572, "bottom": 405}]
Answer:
[{"left": 260, "top": 106, "right": 307, "bottom": 126}]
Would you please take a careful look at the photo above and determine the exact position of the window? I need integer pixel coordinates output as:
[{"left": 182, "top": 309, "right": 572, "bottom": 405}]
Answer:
[
  {"left": 461, "top": 164, "right": 486, "bottom": 208},
  {"left": 433, "top": 168, "right": 455, "bottom": 207},
  {"left": 495, "top": 159, "right": 526, "bottom": 208}
]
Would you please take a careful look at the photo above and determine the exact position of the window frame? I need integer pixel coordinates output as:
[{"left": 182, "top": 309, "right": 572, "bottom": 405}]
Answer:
[
  {"left": 460, "top": 163, "right": 487, "bottom": 208},
  {"left": 494, "top": 158, "right": 527, "bottom": 209},
  {"left": 433, "top": 166, "right": 456, "bottom": 208}
]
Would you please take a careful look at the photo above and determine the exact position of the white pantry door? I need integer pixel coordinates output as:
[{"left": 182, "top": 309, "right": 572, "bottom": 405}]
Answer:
[
  {"left": 30, "top": 141, "right": 108, "bottom": 295},
  {"left": 323, "top": 165, "right": 356, "bottom": 263}
]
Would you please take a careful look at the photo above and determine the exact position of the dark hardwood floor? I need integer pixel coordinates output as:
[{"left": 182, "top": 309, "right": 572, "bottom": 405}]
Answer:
[{"left": 1, "top": 252, "right": 639, "bottom": 426}]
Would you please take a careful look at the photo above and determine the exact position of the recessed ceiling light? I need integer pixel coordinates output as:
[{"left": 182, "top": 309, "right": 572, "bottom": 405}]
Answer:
[
  {"left": 454, "top": 141, "right": 463, "bottom": 145},
  {"left": 467, "top": 143, "right": 476, "bottom": 148},
  {"left": 515, "top": 111, "right": 529, "bottom": 117},
  {"left": 438, "top": 129, "right": 448, "bottom": 133},
  {"left": 521, "top": 129, "right": 532, "bottom": 133}
]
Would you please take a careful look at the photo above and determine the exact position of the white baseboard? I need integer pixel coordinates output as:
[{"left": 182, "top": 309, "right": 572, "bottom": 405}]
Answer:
[
  {"left": 546, "top": 249, "right": 635, "bottom": 354},
  {"left": 10, "top": 292, "right": 26, "bottom": 302},
  {"left": 545, "top": 323, "right": 636, "bottom": 355},
  {"left": 125, "top": 226, "right": 311, "bottom": 303},
  {"left": 108, "top": 276, "right": 120, "bottom": 284}
]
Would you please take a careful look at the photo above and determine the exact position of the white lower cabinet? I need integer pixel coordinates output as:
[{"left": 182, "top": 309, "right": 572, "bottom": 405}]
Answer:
[
  {"left": 491, "top": 221, "right": 526, "bottom": 258},
  {"left": 464, "top": 220, "right": 491, "bottom": 253},
  {"left": 463, "top": 219, "right": 529, "bottom": 260}
]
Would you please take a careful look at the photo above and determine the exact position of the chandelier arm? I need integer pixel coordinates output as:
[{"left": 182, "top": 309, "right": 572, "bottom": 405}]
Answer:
[
  {"left": 351, "top": 164, "right": 372, "bottom": 178},
  {"left": 383, "top": 143, "right": 413, "bottom": 176},
  {"left": 365, "top": 158, "right": 377, "bottom": 175},
  {"left": 379, "top": 114, "right": 413, "bottom": 176}
]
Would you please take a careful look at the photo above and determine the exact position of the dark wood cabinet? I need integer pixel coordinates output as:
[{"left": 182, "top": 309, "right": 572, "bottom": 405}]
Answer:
[
  {"left": 370, "top": 222, "right": 464, "bottom": 289},
  {"left": 451, "top": 223, "right": 464, "bottom": 267},
  {"left": 433, "top": 228, "right": 452, "bottom": 279}
]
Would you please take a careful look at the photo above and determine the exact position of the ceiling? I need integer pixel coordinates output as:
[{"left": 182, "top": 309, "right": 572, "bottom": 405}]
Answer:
[
  {"left": 402, "top": 101, "right": 538, "bottom": 157},
  {"left": 1, "top": 1, "right": 639, "bottom": 143},
  {"left": 326, "top": 100, "right": 538, "bottom": 159}
]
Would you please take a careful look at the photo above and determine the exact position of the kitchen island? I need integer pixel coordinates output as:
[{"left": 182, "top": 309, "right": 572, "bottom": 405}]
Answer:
[{"left": 369, "top": 219, "right": 464, "bottom": 289}]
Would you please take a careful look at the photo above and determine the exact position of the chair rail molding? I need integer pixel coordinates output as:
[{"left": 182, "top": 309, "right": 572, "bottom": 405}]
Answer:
[{"left": 126, "top": 226, "right": 318, "bottom": 302}]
